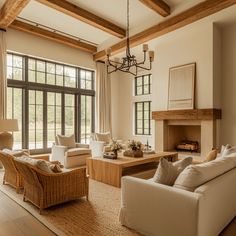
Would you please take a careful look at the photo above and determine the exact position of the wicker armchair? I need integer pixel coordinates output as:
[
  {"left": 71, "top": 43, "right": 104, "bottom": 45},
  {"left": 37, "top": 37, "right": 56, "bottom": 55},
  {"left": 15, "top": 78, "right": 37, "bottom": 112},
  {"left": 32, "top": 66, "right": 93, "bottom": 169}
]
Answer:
[
  {"left": 14, "top": 159, "right": 89, "bottom": 214},
  {"left": 0, "top": 151, "right": 24, "bottom": 193}
]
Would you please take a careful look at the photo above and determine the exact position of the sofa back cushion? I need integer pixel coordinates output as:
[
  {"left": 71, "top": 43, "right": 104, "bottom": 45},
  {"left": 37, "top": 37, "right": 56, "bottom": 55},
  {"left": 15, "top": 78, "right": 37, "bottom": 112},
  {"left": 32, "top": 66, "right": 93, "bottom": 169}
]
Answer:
[
  {"left": 57, "top": 134, "right": 76, "bottom": 148},
  {"left": 174, "top": 157, "right": 236, "bottom": 192},
  {"left": 153, "top": 157, "right": 192, "bottom": 186},
  {"left": 17, "top": 156, "right": 53, "bottom": 173},
  {"left": 95, "top": 132, "right": 111, "bottom": 144}
]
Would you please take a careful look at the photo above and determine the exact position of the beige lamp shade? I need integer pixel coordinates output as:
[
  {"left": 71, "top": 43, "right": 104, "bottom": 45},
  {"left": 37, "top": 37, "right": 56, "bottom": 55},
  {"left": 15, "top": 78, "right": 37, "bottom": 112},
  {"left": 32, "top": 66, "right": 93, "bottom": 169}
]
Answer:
[{"left": 0, "top": 119, "right": 19, "bottom": 132}]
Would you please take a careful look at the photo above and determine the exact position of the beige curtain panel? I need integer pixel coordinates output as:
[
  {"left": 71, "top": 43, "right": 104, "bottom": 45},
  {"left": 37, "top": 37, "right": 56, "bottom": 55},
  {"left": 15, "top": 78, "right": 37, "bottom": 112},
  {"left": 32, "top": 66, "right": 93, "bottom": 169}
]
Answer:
[
  {"left": 0, "top": 30, "right": 7, "bottom": 119},
  {"left": 96, "top": 62, "right": 112, "bottom": 133}
]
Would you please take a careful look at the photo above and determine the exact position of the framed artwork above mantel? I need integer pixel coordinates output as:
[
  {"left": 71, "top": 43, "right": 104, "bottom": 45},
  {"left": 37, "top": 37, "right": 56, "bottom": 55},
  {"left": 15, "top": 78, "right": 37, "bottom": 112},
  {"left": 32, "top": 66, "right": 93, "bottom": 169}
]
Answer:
[{"left": 168, "top": 63, "right": 196, "bottom": 110}]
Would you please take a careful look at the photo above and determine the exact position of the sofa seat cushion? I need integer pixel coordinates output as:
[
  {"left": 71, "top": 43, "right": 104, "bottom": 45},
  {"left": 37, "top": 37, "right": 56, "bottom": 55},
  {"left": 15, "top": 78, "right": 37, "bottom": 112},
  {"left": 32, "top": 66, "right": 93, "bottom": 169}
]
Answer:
[
  {"left": 152, "top": 157, "right": 192, "bottom": 186},
  {"left": 66, "top": 148, "right": 91, "bottom": 157},
  {"left": 57, "top": 134, "right": 76, "bottom": 148},
  {"left": 66, "top": 154, "right": 90, "bottom": 168},
  {"left": 174, "top": 157, "right": 236, "bottom": 192}
]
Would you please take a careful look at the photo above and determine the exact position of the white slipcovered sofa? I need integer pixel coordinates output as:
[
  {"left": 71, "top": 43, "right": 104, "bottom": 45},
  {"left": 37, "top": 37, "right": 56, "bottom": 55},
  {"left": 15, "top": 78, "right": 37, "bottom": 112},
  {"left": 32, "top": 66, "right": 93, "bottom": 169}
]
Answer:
[{"left": 120, "top": 155, "right": 236, "bottom": 236}]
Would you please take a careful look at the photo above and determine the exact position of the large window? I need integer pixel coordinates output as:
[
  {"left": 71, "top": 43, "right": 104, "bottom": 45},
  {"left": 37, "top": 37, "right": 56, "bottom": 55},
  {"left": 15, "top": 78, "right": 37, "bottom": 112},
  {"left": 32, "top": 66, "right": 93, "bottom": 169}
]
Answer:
[
  {"left": 7, "top": 53, "right": 95, "bottom": 153},
  {"left": 135, "top": 74, "right": 151, "bottom": 96},
  {"left": 7, "top": 87, "right": 23, "bottom": 149},
  {"left": 28, "top": 90, "right": 44, "bottom": 149},
  {"left": 47, "top": 92, "right": 62, "bottom": 148},
  {"left": 81, "top": 95, "right": 93, "bottom": 144},
  {"left": 135, "top": 101, "right": 151, "bottom": 135}
]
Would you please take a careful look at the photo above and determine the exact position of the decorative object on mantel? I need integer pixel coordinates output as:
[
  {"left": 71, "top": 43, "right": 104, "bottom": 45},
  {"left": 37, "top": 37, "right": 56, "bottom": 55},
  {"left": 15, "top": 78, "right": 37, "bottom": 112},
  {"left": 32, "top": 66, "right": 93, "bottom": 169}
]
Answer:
[
  {"left": 124, "top": 140, "right": 143, "bottom": 158},
  {"left": 106, "top": 0, "right": 154, "bottom": 76},
  {"left": 168, "top": 63, "right": 196, "bottom": 110}
]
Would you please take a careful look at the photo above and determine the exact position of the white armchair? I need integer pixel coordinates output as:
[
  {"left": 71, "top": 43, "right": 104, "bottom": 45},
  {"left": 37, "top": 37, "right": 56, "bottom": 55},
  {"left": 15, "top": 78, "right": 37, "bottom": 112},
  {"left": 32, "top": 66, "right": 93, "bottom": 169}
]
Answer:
[
  {"left": 89, "top": 132, "right": 126, "bottom": 157},
  {"left": 51, "top": 135, "right": 91, "bottom": 168},
  {"left": 89, "top": 140, "right": 111, "bottom": 157}
]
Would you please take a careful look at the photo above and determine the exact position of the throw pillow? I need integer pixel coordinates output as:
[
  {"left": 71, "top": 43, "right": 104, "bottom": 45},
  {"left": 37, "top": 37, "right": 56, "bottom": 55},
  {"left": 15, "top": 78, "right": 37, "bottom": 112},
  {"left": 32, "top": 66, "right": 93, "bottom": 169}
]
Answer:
[
  {"left": 174, "top": 157, "right": 236, "bottom": 192},
  {"left": 36, "top": 160, "right": 54, "bottom": 173},
  {"left": 153, "top": 157, "right": 192, "bottom": 186},
  {"left": 49, "top": 164, "right": 62, "bottom": 173},
  {"left": 2, "top": 149, "right": 29, "bottom": 157},
  {"left": 16, "top": 156, "right": 53, "bottom": 173},
  {"left": 204, "top": 149, "right": 218, "bottom": 162},
  {"left": 219, "top": 144, "right": 231, "bottom": 158},
  {"left": 57, "top": 134, "right": 76, "bottom": 148},
  {"left": 95, "top": 132, "right": 111, "bottom": 144}
]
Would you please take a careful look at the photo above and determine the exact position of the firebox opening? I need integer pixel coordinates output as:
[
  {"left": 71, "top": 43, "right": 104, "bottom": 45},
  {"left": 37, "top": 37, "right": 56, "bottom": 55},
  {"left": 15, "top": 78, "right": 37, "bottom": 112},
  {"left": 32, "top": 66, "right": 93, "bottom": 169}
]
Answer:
[{"left": 167, "top": 125, "right": 201, "bottom": 153}]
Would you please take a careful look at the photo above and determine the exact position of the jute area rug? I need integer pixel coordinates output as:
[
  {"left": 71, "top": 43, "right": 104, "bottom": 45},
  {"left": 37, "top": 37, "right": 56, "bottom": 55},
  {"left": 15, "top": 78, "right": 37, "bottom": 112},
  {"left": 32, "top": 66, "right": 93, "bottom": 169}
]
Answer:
[{"left": 0, "top": 170, "right": 140, "bottom": 236}]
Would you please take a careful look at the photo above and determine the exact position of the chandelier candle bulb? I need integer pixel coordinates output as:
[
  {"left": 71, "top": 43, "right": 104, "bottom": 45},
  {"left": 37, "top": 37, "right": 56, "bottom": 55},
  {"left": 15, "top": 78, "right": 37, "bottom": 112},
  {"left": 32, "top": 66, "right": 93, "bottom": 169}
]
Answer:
[
  {"left": 149, "top": 51, "right": 154, "bottom": 61},
  {"left": 143, "top": 44, "right": 148, "bottom": 52},
  {"left": 106, "top": 48, "right": 111, "bottom": 56}
]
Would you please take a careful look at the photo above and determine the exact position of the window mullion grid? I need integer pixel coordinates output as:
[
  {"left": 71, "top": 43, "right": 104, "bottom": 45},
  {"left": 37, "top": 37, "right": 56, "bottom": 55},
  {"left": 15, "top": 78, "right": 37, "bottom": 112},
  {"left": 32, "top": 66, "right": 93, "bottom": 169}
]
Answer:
[{"left": 7, "top": 52, "right": 95, "bottom": 152}]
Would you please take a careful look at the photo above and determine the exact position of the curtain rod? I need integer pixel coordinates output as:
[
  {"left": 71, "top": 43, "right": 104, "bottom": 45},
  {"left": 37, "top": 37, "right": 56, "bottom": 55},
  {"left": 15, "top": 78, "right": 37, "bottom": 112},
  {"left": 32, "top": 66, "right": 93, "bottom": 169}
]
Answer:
[{"left": 0, "top": 28, "right": 6, "bottom": 32}]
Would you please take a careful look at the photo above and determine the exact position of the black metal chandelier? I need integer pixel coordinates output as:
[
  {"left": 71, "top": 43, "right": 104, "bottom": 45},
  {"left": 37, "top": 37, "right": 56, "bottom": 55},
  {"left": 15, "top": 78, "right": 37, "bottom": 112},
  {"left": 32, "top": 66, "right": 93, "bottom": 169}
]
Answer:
[{"left": 106, "top": 0, "right": 154, "bottom": 76}]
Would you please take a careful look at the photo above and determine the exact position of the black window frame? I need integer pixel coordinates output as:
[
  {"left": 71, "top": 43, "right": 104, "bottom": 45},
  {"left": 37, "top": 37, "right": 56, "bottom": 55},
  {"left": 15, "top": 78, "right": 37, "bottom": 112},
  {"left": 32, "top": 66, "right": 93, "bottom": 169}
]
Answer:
[
  {"left": 134, "top": 74, "right": 151, "bottom": 96},
  {"left": 135, "top": 101, "right": 151, "bottom": 136},
  {"left": 7, "top": 52, "right": 95, "bottom": 154}
]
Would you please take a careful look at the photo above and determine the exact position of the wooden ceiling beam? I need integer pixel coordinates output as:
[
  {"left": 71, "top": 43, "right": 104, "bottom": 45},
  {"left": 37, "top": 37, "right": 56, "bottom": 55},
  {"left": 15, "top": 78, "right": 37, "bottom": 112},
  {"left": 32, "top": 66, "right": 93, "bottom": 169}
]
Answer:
[
  {"left": 10, "top": 20, "right": 97, "bottom": 53},
  {"left": 94, "top": 0, "right": 236, "bottom": 61},
  {"left": 139, "top": 0, "right": 170, "bottom": 17},
  {"left": 0, "top": 0, "right": 30, "bottom": 29},
  {"left": 36, "top": 0, "right": 126, "bottom": 38}
]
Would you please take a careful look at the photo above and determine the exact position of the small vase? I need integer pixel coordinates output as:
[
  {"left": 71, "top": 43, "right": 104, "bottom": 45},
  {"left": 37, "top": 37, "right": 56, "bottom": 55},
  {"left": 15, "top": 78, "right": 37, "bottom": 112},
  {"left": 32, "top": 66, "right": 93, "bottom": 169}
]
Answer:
[{"left": 113, "top": 150, "right": 118, "bottom": 159}]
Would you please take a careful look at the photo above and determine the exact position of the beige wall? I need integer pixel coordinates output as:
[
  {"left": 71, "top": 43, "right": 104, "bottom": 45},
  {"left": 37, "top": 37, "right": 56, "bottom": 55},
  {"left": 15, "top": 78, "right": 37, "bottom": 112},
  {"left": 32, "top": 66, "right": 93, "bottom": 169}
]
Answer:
[
  {"left": 152, "top": 22, "right": 213, "bottom": 111},
  {"left": 221, "top": 24, "right": 236, "bottom": 145},
  {"left": 111, "top": 22, "right": 215, "bottom": 149},
  {"left": 6, "top": 29, "right": 96, "bottom": 70}
]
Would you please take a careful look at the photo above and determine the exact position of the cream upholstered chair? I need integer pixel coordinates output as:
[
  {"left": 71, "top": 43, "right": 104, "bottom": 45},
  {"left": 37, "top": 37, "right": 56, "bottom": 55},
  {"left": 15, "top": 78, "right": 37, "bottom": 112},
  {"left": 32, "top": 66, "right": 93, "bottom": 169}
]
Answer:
[
  {"left": 51, "top": 134, "right": 91, "bottom": 168},
  {"left": 14, "top": 158, "right": 88, "bottom": 214},
  {"left": 89, "top": 132, "right": 126, "bottom": 157}
]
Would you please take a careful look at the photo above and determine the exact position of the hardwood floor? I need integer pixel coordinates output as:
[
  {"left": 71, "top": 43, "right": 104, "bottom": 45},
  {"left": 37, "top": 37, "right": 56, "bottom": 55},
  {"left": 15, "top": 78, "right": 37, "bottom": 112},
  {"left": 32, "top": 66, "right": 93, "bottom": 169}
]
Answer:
[{"left": 0, "top": 191, "right": 55, "bottom": 236}]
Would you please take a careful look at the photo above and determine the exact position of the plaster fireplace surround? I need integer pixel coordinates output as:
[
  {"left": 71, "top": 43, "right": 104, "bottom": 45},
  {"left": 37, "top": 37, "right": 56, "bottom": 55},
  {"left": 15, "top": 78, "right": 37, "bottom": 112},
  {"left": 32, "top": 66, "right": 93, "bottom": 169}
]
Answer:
[{"left": 152, "top": 109, "right": 222, "bottom": 160}]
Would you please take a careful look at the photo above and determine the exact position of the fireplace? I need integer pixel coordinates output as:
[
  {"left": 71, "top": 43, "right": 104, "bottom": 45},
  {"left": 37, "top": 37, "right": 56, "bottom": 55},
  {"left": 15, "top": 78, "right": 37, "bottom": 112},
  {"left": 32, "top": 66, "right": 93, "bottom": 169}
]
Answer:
[
  {"left": 167, "top": 123, "right": 201, "bottom": 153},
  {"left": 152, "top": 109, "right": 221, "bottom": 159}
]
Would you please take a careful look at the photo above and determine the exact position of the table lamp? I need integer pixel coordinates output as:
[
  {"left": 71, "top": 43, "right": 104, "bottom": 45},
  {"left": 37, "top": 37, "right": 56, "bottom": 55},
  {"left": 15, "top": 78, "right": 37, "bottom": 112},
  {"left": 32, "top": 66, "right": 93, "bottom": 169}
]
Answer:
[{"left": 0, "top": 119, "right": 19, "bottom": 150}]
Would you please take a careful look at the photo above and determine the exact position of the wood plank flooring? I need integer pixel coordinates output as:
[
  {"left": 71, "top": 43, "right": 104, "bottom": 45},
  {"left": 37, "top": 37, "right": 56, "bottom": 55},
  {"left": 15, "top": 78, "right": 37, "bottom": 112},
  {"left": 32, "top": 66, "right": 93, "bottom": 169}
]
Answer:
[{"left": 0, "top": 191, "right": 55, "bottom": 236}]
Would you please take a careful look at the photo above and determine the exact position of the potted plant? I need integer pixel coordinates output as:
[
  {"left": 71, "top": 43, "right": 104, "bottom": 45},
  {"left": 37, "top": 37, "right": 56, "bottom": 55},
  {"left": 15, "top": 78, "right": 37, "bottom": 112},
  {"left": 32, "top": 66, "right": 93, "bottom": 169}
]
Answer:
[
  {"left": 124, "top": 140, "right": 144, "bottom": 158},
  {"left": 110, "top": 140, "right": 123, "bottom": 158}
]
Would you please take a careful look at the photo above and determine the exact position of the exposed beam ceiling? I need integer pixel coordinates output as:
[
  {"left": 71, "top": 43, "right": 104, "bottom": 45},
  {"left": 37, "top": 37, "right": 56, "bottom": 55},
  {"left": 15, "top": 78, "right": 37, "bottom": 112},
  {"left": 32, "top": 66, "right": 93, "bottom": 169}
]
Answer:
[
  {"left": 36, "top": 0, "right": 126, "bottom": 38},
  {"left": 139, "top": 0, "right": 170, "bottom": 17},
  {"left": 94, "top": 0, "right": 236, "bottom": 61},
  {"left": 10, "top": 20, "right": 97, "bottom": 53},
  {"left": 0, "top": 0, "right": 30, "bottom": 29}
]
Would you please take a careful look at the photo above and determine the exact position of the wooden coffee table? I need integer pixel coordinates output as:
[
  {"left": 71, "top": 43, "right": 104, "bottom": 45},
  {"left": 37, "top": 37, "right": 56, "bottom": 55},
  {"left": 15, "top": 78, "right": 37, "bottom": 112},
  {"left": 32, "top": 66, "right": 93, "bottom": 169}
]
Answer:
[{"left": 87, "top": 152, "right": 178, "bottom": 187}]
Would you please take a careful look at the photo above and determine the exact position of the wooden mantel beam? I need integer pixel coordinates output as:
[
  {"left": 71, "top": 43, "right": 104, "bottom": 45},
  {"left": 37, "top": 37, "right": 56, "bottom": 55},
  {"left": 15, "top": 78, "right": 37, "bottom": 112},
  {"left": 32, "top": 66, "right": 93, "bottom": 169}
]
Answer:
[
  {"left": 139, "top": 0, "right": 170, "bottom": 17},
  {"left": 0, "top": 0, "right": 30, "bottom": 29},
  {"left": 10, "top": 20, "right": 97, "bottom": 53},
  {"left": 36, "top": 0, "right": 126, "bottom": 38},
  {"left": 94, "top": 0, "right": 236, "bottom": 61}
]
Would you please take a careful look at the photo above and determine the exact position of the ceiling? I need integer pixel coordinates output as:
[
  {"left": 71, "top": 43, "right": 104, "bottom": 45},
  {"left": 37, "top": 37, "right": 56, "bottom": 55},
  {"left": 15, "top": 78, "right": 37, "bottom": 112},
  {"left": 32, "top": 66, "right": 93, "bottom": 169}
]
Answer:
[
  {"left": 0, "top": 0, "right": 204, "bottom": 48},
  {"left": 1, "top": 0, "right": 236, "bottom": 53}
]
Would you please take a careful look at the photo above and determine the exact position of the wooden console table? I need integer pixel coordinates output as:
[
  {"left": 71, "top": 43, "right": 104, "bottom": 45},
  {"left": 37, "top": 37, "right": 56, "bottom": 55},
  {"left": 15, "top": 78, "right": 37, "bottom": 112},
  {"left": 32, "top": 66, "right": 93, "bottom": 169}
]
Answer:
[{"left": 87, "top": 152, "right": 178, "bottom": 188}]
